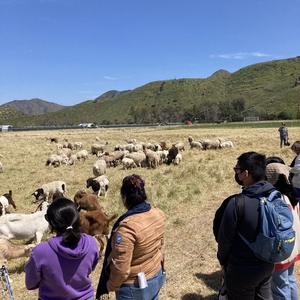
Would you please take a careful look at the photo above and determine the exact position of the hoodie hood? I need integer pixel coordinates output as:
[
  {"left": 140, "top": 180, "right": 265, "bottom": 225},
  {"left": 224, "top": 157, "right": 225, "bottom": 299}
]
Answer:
[
  {"left": 242, "top": 181, "right": 275, "bottom": 198},
  {"left": 48, "top": 233, "right": 90, "bottom": 260}
]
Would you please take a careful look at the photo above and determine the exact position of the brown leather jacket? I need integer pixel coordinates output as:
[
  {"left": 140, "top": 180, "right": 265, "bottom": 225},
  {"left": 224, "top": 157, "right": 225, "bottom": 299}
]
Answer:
[{"left": 106, "top": 206, "right": 166, "bottom": 291}]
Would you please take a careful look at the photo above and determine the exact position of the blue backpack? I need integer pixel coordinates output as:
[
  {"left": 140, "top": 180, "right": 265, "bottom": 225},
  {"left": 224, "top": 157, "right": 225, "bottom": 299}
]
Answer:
[{"left": 236, "top": 190, "right": 295, "bottom": 263}]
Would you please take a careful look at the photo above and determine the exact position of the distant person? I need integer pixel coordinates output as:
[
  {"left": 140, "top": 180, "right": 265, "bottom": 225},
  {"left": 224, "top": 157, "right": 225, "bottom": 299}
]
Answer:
[
  {"left": 265, "top": 162, "right": 300, "bottom": 300},
  {"left": 278, "top": 122, "right": 288, "bottom": 148},
  {"left": 25, "top": 198, "right": 99, "bottom": 300},
  {"left": 216, "top": 152, "right": 275, "bottom": 299},
  {"left": 290, "top": 140, "right": 300, "bottom": 199},
  {"left": 96, "top": 174, "right": 166, "bottom": 300}
]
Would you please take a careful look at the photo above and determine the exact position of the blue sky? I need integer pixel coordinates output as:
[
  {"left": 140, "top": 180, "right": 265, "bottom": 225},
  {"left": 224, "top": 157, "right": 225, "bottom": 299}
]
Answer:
[{"left": 0, "top": 0, "right": 299, "bottom": 106}]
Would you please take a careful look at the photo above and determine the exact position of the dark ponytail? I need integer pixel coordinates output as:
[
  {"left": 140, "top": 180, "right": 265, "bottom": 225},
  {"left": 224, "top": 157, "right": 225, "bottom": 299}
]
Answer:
[{"left": 46, "top": 198, "right": 81, "bottom": 246}]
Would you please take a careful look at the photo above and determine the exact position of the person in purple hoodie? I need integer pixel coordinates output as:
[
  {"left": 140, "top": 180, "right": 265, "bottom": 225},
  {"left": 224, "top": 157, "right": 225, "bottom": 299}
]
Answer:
[{"left": 25, "top": 198, "right": 99, "bottom": 300}]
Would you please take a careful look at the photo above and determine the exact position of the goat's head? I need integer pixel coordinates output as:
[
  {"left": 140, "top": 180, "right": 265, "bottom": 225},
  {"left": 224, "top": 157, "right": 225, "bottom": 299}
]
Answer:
[
  {"left": 35, "top": 200, "right": 49, "bottom": 212},
  {"left": 32, "top": 188, "right": 44, "bottom": 201},
  {"left": 86, "top": 178, "right": 93, "bottom": 189},
  {"left": 91, "top": 181, "right": 100, "bottom": 193}
]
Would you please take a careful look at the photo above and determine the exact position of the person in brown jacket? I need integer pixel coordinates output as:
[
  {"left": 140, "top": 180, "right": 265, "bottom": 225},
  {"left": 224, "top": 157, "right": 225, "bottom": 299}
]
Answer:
[{"left": 96, "top": 174, "right": 166, "bottom": 300}]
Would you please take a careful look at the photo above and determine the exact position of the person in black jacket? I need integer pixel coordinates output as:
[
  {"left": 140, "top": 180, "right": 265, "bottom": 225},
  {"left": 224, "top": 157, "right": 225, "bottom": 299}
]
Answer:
[{"left": 216, "top": 152, "right": 275, "bottom": 300}]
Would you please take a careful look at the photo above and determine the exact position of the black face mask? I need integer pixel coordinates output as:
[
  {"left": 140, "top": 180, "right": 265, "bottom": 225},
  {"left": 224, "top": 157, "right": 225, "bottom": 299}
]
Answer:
[{"left": 235, "top": 173, "right": 244, "bottom": 186}]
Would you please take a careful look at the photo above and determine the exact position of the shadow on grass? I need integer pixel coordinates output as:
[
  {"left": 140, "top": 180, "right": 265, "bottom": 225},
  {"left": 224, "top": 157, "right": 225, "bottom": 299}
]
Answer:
[{"left": 181, "top": 270, "right": 223, "bottom": 300}]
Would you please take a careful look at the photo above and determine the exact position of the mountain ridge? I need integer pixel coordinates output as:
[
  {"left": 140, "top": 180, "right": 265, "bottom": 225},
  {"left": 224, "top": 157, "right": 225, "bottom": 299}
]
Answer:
[{"left": 1, "top": 56, "right": 300, "bottom": 126}]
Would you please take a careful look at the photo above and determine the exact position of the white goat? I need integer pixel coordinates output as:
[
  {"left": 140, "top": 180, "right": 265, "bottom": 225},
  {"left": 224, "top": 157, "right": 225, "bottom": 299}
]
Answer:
[
  {"left": 0, "top": 201, "right": 49, "bottom": 244},
  {"left": 32, "top": 180, "right": 66, "bottom": 202},
  {"left": 220, "top": 141, "right": 234, "bottom": 148},
  {"left": 93, "top": 159, "right": 107, "bottom": 177},
  {"left": 86, "top": 175, "right": 109, "bottom": 197},
  {"left": 76, "top": 150, "right": 89, "bottom": 161},
  {"left": 74, "top": 142, "right": 83, "bottom": 149},
  {"left": 122, "top": 157, "right": 137, "bottom": 170},
  {"left": 173, "top": 153, "right": 182, "bottom": 165}
]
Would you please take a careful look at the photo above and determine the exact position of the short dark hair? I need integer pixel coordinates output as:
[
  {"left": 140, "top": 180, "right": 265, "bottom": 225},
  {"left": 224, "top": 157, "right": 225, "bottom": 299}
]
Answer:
[
  {"left": 237, "top": 151, "right": 266, "bottom": 182},
  {"left": 120, "top": 174, "right": 147, "bottom": 208},
  {"left": 46, "top": 198, "right": 81, "bottom": 246}
]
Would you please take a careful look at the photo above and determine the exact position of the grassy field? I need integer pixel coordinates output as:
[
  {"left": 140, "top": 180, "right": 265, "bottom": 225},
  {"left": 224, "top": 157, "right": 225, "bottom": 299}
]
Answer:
[{"left": 0, "top": 124, "right": 299, "bottom": 299}]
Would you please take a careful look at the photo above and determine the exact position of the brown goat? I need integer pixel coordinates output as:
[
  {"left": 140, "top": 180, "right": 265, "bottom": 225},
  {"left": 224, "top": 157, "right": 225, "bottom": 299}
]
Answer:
[
  {"left": 73, "top": 190, "right": 103, "bottom": 212},
  {"left": 100, "top": 153, "right": 117, "bottom": 167},
  {"left": 159, "top": 141, "right": 169, "bottom": 150},
  {"left": 52, "top": 191, "right": 66, "bottom": 202},
  {"left": 79, "top": 210, "right": 118, "bottom": 255},
  {"left": 0, "top": 190, "right": 17, "bottom": 214}
]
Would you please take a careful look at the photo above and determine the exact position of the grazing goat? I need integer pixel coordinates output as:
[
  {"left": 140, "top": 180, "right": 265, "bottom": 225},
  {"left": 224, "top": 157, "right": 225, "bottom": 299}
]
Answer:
[
  {"left": 79, "top": 210, "right": 118, "bottom": 255},
  {"left": 174, "top": 142, "right": 185, "bottom": 151},
  {"left": 91, "top": 143, "right": 109, "bottom": 154},
  {"left": 0, "top": 190, "right": 16, "bottom": 215},
  {"left": 124, "top": 151, "right": 146, "bottom": 167},
  {"left": 0, "top": 201, "right": 49, "bottom": 244},
  {"left": 173, "top": 153, "right": 182, "bottom": 165},
  {"left": 111, "top": 150, "right": 128, "bottom": 164},
  {"left": 144, "top": 149, "right": 160, "bottom": 168},
  {"left": 100, "top": 152, "right": 117, "bottom": 167},
  {"left": 45, "top": 154, "right": 65, "bottom": 167},
  {"left": 201, "top": 139, "right": 220, "bottom": 150},
  {"left": 73, "top": 190, "right": 103, "bottom": 212},
  {"left": 122, "top": 158, "right": 137, "bottom": 170},
  {"left": 167, "top": 146, "right": 179, "bottom": 165},
  {"left": 86, "top": 175, "right": 109, "bottom": 197},
  {"left": 190, "top": 141, "right": 203, "bottom": 150},
  {"left": 0, "top": 239, "right": 35, "bottom": 265},
  {"left": 32, "top": 180, "right": 66, "bottom": 202},
  {"left": 74, "top": 142, "right": 83, "bottom": 149},
  {"left": 220, "top": 141, "right": 234, "bottom": 148},
  {"left": 93, "top": 159, "right": 107, "bottom": 177},
  {"left": 76, "top": 150, "right": 89, "bottom": 161},
  {"left": 159, "top": 141, "right": 169, "bottom": 150}
]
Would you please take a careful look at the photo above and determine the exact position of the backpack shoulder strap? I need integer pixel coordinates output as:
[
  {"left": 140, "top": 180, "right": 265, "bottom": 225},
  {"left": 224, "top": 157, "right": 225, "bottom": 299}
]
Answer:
[
  {"left": 235, "top": 194, "right": 252, "bottom": 247},
  {"left": 235, "top": 193, "right": 245, "bottom": 225}
]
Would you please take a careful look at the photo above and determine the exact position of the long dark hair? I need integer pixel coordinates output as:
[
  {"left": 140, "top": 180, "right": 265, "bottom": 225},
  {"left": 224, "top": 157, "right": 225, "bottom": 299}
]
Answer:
[
  {"left": 273, "top": 175, "right": 298, "bottom": 208},
  {"left": 120, "top": 174, "right": 147, "bottom": 209},
  {"left": 46, "top": 198, "right": 81, "bottom": 246}
]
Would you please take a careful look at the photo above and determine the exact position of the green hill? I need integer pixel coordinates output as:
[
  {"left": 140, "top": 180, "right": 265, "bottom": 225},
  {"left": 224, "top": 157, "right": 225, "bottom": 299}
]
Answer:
[{"left": 1, "top": 56, "right": 300, "bottom": 126}]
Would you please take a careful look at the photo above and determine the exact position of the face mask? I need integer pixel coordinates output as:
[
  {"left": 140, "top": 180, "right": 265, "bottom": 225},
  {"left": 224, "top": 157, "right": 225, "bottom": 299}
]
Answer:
[{"left": 235, "top": 173, "right": 244, "bottom": 186}]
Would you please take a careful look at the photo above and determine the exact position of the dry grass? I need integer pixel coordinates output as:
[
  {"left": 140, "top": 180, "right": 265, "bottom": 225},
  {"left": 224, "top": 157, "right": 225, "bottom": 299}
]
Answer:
[{"left": 0, "top": 125, "right": 299, "bottom": 299}]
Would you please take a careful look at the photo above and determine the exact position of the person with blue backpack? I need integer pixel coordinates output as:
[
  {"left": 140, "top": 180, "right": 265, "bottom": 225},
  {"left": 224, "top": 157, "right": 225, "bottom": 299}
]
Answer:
[
  {"left": 216, "top": 152, "right": 288, "bottom": 300},
  {"left": 265, "top": 161, "right": 300, "bottom": 300}
]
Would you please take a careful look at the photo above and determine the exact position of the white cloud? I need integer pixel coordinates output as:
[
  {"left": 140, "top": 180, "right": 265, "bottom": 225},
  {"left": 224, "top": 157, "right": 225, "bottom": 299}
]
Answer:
[
  {"left": 103, "top": 76, "right": 117, "bottom": 80},
  {"left": 210, "top": 52, "right": 271, "bottom": 59}
]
